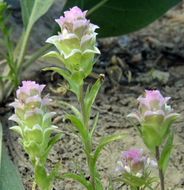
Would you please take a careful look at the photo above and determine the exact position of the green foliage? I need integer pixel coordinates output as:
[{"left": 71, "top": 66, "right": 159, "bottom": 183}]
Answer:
[
  {"left": 93, "top": 133, "right": 125, "bottom": 164},
  {"left": 61, "top": 173, "right": 93, "bottom": 190},
  {"left": 43, "top": 67, "right": 84, "bottom": 99},
  {"left": 0, "top": 0, "right": 55, "bottom": 103},
  {"left": 118, "top": 171, "right": 156, "bottom": 189},
  {"left": 0, "top": 2, "right": 17, "bottom": 86},
  {"left": 159, "top": 132, "right": 174, "bottom": 173},
  {"left": 66, "top": 114, "right": 89, "bottom": 143},
  {"left": 64, "top": 0, "right": 181, "bottom": 37},
  {"left": 34, "top": 162, "right": 60, "bottom": 190},
  {"left": 90, "top": 112, "right": 99, "bottom": 138},
  {"left": 0, "top": 146, "right": 25, "bottom": 190},
  {"left": 141, "top": 124, "right": 162, "bottom": 150},
  {"left": 20, "top": 0, "right": 55, "bottom": 29},
  {"left": 59, "top": 101, "right": 81, "bottom": 119},
  {"left": 84, "top": 75, "right": 104, "bottom": 122},
  {"left": 48, "top": 62, "right": 125, "bottom": 189}
]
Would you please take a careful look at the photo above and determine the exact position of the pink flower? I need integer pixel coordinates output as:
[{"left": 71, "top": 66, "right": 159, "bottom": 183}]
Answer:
[
  {"left": 9, "top": 81, "right": 58, "bottom": 158},
  {"left": 16, "top": 81, "right": 45, "bottom": 101},
  {"left": 9, "top": 81, "right": 50, "bottom": 127},
  {"left": 116, "top": 148, "right": 156, "bottom": 176},
  {"left": 128, "top": 90, "right": 178, "bottom": 124},
  {"left": 46, "top": 6, "right": 100, "bottom": 74},
  {"left": 138, "top": 90, "right": 170, "bottom": 114},
  {"left": 56, "top": 6, "right": 87, "bottom": 30},
  {"left": 128, "top": 90, "right": 179, "bottom": 148}
]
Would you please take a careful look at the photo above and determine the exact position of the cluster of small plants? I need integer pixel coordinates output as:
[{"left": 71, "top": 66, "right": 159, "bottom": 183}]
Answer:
[{"left": 8, "top": 6, "right": 179, "bottom": 190}]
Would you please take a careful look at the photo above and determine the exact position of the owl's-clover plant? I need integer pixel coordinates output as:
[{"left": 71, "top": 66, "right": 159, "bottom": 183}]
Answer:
[
  {"left": 45, "top": 6, "right": 100, "bottom": 99},
  {"left": 115, "top": 148, "right": 157, "bottom": 190},
  {"left": 9, "top": 81, "right": 62, "bottom": 190},
  {"left": 128, "top": 90, "right": 179, "bottom": 190},
  {"left": 44, "top": 6, "right": 124, "bottom": 190}
]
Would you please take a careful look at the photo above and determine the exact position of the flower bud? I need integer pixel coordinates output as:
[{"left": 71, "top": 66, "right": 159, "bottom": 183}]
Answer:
[
  {"left": 46, "top": 6, "right": 100, "bottom": 76},
  {"left": 9, "top": 81, "right": 59, "bottom": 162},
  {"left": 128, "top": 90, "right": 179, "bottom": 148},
  {"left": 116, "top": 148, "right": 156, "bottom": 177}
]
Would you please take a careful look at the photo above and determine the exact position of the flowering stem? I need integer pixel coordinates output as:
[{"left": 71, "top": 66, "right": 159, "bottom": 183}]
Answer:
[
  {"left": 79, "top": 85, "right": 89, "bottom": 130},
  {"left": 155, "top": 146, "right": 165, "bottom": 190},
  {"left": 79, "top": 84, "right": 96, "bottom": 189}
]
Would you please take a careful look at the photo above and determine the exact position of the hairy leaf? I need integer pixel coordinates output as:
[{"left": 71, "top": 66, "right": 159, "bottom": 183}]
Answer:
[{"left": 0, "top": 146, "right": 25, "bottom": 190}]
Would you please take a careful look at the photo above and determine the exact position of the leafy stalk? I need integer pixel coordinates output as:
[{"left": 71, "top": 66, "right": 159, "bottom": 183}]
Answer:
[
  {"left": 79, "top": 83, "right": 97, "bottom": 189},
  {"left": 155, "top": 146, "right": 165, "bottom": 190}
]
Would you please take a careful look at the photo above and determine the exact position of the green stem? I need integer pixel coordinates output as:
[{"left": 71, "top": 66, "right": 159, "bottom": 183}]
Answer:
[
  {"left": 34, "top": 160, "right": 52, "bottom": 190},
  {"left": 17, "top": 25, "right": 32, "bottom": 73},
  {"left": 79, "top": 84, "right": 96, "bottom": 189},
  {"left": 155, "top": 146, "right": 165, "bottom": 190},
  {"left": 79, "top": 85, "right": 88, "bottom": 129}
]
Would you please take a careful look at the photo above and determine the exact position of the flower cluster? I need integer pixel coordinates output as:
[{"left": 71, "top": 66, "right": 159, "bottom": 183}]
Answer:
[
  {"left": 116, "top": 148, "right": 156, "bottom": 177},
  {"left": 9, "top": 81, "right": 59, "bottom": 163},
  {"left": 46, "top": 6, "right": 100, "bottom": 76},
  {"left": 128, "top": 90, "right": 179, "bottom": 148}
]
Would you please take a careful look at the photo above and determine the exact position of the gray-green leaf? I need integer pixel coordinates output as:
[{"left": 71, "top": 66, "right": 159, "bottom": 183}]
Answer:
[
  {"left": 0, "top": 146, "right": 25, "bottom": 190},
  {"left": 20, "top": 0, "right": 54, "bottom": 29}
]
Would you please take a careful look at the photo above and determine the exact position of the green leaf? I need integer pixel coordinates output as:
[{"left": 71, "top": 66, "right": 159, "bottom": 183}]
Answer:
[
  {"left": 141, "top": 124, "right": 162, "bottom": 151},
  {"left": 43, "top": 133, "right": 63, "bottom": 160},
  {"left": 121, "top": 171, "right": 156, "bottom": 188},
  {"left": 84, "top": 75, "right": 104, "bottom": 121},
  {"left": 61, "top": 172, "right": 93, "bottom": 190},
  {"left": 159, "top": 132, "right": 174, "bottom": 173},
  {"left": 0, "top": 2, "right": 6, "bottom": 13},
  {"left": 20, "top": 0, "right": 54, "bottom": 29},
  {"left": 0, "top": 146, "right": 25, "bottom": 190},
  {"left": 43, "top": 67, "right": 70, "bottom": 80},
  {"left": 63, "top": 0, "right": 181, "bottom": 37},
  {"left": 93, "top": 133, "right": 125, "bottom": 164},
  {"left": 0, "top": 122, "right": 2, "bottom": 166},
  {"left": 43, "top": 67, "right": 82, "bottom": 98},
  {"left": 35, "top": 163, "right": 52, "bottom": 190},
  {"left": 93, "top": 170, "right": 104, "bottom": 190},
  {"left": 90, "top": 112, "right": 99, "bottom": 138},
  {"left": 123, "top": 172, "right": 146, "bottom": 187},
  {"left": 66, "top": 114, "right": 88, "bottom": 142},
  {"left": 58, "top": 100, "right": 81, "bottom": 119},
  {"left": 43, "top": 51, "right": 65, "bottom": 65}
]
